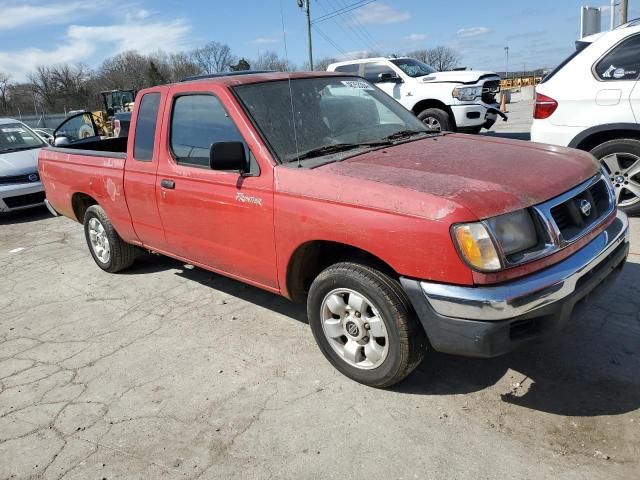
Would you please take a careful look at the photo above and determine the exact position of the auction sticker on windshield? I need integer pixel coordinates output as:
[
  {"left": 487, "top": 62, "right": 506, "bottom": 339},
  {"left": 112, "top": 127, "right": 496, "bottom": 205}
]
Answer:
[{"left": 341, "top": 80, "right": 374, "bottom": 90}]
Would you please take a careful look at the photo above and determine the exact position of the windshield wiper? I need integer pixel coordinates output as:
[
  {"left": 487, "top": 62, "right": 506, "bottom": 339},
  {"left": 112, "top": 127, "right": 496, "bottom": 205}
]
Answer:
[
  {"left": 291, "top": 141, "right": 391, "bottom": 162},
  {"left": 383, "top": 130, "right": 430, "bottom": 141}
]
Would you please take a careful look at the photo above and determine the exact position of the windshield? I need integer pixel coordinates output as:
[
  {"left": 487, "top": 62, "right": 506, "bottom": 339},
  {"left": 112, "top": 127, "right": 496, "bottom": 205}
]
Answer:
[
  {"left": 234, "top": 76, "right": 428, "bottom": 165},
  {"left": 0, "top": 123, "right": 45, "bottom": 153},
  {"left": 391, "top": 58, "right": 437, "bottom": 77}
]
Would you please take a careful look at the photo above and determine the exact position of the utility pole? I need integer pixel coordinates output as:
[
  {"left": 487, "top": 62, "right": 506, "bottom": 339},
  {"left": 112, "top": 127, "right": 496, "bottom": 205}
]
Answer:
[
  {"left": 611, "top": 0, "right": 616, "bottom": 29},
  {"left": 621, "top": 0, "right": 628, "bottom": 24},
  {"left": 504, "top": 46, "right": 509, "bottom": 81},
  {"left": 297, "top": 0, "right": 313, "bottom": 70}
]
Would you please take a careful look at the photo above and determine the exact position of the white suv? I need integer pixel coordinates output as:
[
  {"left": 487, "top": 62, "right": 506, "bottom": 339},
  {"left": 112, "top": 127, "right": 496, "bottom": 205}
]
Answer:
[
  {"left": 327, "top": 57, "right": 505, "bottom": 134},
  {"left": 531, "top": 20, "right": 640, "bottom": 215}
]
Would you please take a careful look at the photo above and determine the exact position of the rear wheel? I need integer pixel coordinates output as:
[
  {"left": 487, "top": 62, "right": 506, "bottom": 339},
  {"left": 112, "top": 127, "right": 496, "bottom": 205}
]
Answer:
[
  {"left": 590, "top": 139, "right": 640, "bottom": 216},
  {"left": 83, "top": 205, "right": 136, "bottom": 273},
  {"left": 417, "top": 108, "right": 452, "bottom": 132},
  {"left": 307, "top": 262, "right": 426, "bottom": 388}
]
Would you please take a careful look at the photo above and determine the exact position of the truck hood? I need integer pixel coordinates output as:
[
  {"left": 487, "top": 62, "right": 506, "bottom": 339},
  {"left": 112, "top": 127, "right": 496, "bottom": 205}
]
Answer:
[
  {"left": 420, "top": 70, "right": 498, "bottom": 84},
  {"left": 0, "top": 147, "right": 41, "bottom": 175},
  {"left": 318, "top": 134, "right": 599, "bottom": 220}
]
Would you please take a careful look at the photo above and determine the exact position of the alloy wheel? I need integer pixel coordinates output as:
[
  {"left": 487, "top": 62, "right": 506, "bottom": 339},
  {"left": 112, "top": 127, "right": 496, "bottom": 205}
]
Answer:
[
  {"left": 601, "top": 152, "right": 640, "bottom": 207},
  {"left": 320, "top": 288, "right": 389, "bottom": 370}
]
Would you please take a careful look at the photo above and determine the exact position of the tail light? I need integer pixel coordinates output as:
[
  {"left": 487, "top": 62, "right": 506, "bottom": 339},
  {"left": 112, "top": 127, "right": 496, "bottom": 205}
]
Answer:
[
  {"left": 533, "top": 93, "right": 558, "bottom": 119},
  {"left": 113, "top": 119, "right": 121, "bottom": 137}
]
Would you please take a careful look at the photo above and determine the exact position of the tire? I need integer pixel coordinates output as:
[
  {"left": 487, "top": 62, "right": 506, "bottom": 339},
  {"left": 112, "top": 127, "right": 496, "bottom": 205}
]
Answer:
[
  {"left": 590, "top": 138, "right": 640, "bottom": 216},
  {"left": 83, "top": 205, "right": 136, "bottom": 273},
  {"left": 458, "top": 125, "right": 483, "bottom": 135},
  {"left": 307, "top": 262, "right": 426, "bottom": 388},
  {"left": 417, "top": 108, "right": 452, "bottom": 132}
]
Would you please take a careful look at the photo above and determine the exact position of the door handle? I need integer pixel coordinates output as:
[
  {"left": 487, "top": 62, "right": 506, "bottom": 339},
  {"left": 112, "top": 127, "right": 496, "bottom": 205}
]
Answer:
[{"left": 160, "top": 179, "right": 175, "bottom": 189}]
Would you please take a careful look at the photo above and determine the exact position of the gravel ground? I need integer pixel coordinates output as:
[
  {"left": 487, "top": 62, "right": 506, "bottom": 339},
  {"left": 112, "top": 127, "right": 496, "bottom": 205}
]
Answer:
[{"left": 1, "top": 126, "right": 639, "bottom": 478}]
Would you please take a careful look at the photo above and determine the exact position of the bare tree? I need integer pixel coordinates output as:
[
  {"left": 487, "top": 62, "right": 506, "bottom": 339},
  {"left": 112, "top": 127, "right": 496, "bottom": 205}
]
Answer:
[
  {"left": 253, "top": 51, "right": 295, "bottom": 72},
  {"left": 0, "top": 73, "right": 11, "bottom": 114},
  {"left": 408, "top": 46, "right": 461, "bottom": 71},
  {"left": 166, "top": 52, "right": 202, "bottom": 81},
  {"left": 306, "top": 57, "right": 337, "bottom": 71},
  {"left": 191, "top": 41, "right": 236, "bottom": 74}
]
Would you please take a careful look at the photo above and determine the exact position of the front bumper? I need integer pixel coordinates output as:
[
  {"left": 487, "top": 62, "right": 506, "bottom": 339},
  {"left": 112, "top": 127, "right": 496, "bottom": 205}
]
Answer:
[
  {"left": 450, "top": 102, "right": 505, "bottom": 129},
  {"left": 0, "top": 182, "right": 45, "bottom": 213},
  {"left": 401, "top": 211, "right": 629, "bottom": 357}
]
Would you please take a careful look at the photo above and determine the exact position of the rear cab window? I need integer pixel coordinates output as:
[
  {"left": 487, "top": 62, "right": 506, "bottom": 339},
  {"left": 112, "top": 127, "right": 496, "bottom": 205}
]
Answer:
[
  {"left": 334, "top": 64, "right": 360, "bottom": 75},
  {"left": 594, "top": 34, "right": 640, "bottom": 81},
  {"left": 133, "top": 92, "right": 161, "bottom": 161}
]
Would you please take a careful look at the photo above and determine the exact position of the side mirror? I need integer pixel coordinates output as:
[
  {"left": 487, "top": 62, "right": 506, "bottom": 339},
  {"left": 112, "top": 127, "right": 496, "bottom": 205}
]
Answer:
[
  {"left": 209, "top": 142, "right": 248, "bottom": 172},
  {"left": 54, "top": 136, "right": 70, "bottom": 147},
  {"left": 378, "top": 72, "right": 402, "bottom": 83}
]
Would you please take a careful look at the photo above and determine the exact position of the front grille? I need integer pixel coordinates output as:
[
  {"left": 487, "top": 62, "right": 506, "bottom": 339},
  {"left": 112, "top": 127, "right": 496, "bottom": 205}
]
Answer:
[
  {"left": 549, "top": 179, "right": 612, "bottom": 242},
  {"left": 0, "top": 172, "right": 39, "bottom": 185},
  {"left": 3, "top": 191, "right": 45, "bottom": 208},
  {"left": 482, "top": 80, "right": 500, "bottom": 104}
]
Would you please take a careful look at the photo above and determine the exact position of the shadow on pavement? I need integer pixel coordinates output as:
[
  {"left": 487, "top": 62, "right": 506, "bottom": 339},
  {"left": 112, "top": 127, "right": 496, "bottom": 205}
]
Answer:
[
  {"left": 123, "top": 250, "right": 640, "bottom": 417},
  {"left": 483, "top": 131, "right": 531, "bottom": 141},
  {"left": 0, "top": 205, "right": 51, "bottom": 225},
  {"left": 398, "top": 261, "right": 640, "bottom": 417},
  {"left": 124, "top": 253, "right": 308, "bottom": 323}
]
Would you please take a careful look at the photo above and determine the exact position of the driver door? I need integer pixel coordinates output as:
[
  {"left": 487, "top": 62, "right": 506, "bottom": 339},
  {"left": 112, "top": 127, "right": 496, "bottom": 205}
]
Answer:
[{"left": 53, "top": 112, "right": 100, "bottom": 146}]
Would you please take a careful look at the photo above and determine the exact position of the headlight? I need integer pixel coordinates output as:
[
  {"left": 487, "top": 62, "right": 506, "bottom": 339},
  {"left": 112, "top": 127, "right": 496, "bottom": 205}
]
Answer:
[
  {"left": 485, "top": 210, "right": 538, "bottom": 256},
  {"left": 452, "top": 210, "right": 539, "bottom": 272},
  {"left": 452, "top": 86, "right": 482, "bottom": 101},
  {"left": 452, "top": 223, "right": 501, "bottom": 271}
]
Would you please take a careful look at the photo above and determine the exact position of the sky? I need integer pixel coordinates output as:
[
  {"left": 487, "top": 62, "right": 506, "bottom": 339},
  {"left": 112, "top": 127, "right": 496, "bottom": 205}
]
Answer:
[{"left": 1, "top": 0, "right": 639, "bottom": 81}]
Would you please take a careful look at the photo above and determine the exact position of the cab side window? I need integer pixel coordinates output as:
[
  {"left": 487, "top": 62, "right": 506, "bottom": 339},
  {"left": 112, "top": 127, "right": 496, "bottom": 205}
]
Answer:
[
  {"left": 595, "top": 35, "right": 640, "bottom": 81},
  {"left": 170, "top": 94, "right": 245, "bottom": 167},
  {"left": 363, "top": 62, "right": 396, "bottom": 83},
  {"left": 133, "top": 92, "right": 160, "bottom": 162}
]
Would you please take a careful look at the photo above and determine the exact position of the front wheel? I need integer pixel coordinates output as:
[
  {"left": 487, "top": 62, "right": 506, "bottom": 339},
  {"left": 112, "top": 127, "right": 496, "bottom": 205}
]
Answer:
[
  {"left": 417, "top": 108, "right": 452, "bottom": 132},
  {"left": 307, "top": 262, "right": 426, "bottom": 388},
  {"left": 591, "top": 138, "right": 640, "bottom": 216}
]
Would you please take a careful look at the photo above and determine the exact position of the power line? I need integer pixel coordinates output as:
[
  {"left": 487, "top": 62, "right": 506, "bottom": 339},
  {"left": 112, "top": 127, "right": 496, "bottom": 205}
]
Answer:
[
  {"left": 334, "top": 0, "right": 380, "bottom": 51},
  {"left": 312, "top": 24, "right": 348, "bottom": 55},
  {"left": 321, "top": 0, "right": 372, "bottom": 51},
  {"left": 312, "top": 0, "right": 376, "bottom": 24}
]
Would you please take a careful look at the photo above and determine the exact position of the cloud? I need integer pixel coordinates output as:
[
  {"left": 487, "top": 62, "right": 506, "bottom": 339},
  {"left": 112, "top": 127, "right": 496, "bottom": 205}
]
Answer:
[
  {"left": 354, "top": 3, "right": 410, "bottom": 25},
  {"left": 457, "top": 27, "right": 490, "bottom": 38},
  {"left": 251, "top": 35, "right": 281, "bottom": 45},
  {"left": 404, "top": 33, "right": 427, "bottom": 42},
  {"left": 0, "top": 18, "right": 191, "bottom": 80},
  {"left": 0, "top": 1, "right": 106, "bottom": 30}
]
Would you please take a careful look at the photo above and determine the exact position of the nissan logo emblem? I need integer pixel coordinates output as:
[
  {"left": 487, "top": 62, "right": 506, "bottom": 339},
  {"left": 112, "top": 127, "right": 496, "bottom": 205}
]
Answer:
[
  {"left": 346, "top": 321, "right": 359, "bottom": 337},
  {"left": 579, "top": 199, "right": 592, "bottom": 217},
  {"left": 28, "top": 173, "right": 39, "bottom": 182}
]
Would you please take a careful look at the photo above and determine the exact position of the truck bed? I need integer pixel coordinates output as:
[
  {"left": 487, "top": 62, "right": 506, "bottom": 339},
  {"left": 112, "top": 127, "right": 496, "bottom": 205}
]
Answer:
[{"left": 47, "top": 136, "right": 128, "bottom": 158}]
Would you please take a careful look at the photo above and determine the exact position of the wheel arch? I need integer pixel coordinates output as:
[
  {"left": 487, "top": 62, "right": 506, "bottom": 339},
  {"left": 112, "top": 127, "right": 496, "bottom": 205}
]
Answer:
[
  {"left": 71, "top": 192, "right": 98, "bottom": 223},
  {"left": 285, "top": 240, "right": 399, "bottom": 302},
  {"left": 569, "top": 123, "right": 640, "bottom": 151},
  {"left": 411, "top": 99, "right": 456, "bottom": 128}
]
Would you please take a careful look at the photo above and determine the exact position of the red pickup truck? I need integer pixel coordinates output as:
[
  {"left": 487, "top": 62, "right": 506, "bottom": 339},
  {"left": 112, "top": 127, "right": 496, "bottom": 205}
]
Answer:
[{"left": 39, "top": 71, "right": 629, "bottom": 387}]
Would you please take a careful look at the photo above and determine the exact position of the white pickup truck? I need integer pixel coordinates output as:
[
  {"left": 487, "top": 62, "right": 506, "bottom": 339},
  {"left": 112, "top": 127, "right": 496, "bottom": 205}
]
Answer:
[{"left": 327, "top": 57, "right": 506, "bottom": 133}]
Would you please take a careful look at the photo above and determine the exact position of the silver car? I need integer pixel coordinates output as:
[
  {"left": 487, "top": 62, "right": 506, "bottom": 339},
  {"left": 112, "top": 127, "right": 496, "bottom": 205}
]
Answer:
[{"left": 0, "top": 118, "right": 47, "bottom": 213}]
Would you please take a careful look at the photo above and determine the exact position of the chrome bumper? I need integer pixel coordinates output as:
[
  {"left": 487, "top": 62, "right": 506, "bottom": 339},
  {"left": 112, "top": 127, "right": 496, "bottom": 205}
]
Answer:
[{"left": 419, "top": 210, "right": 629, "bottom": 321}]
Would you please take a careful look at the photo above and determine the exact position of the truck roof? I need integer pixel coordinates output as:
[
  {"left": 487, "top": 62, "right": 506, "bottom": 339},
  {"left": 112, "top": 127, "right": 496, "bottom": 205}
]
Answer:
[
  {"left": 179, "top": 70, "right": 344, "bottom": 87},
  {"left": 327, "top": 57, "right": 409, "bottom": 69}
]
